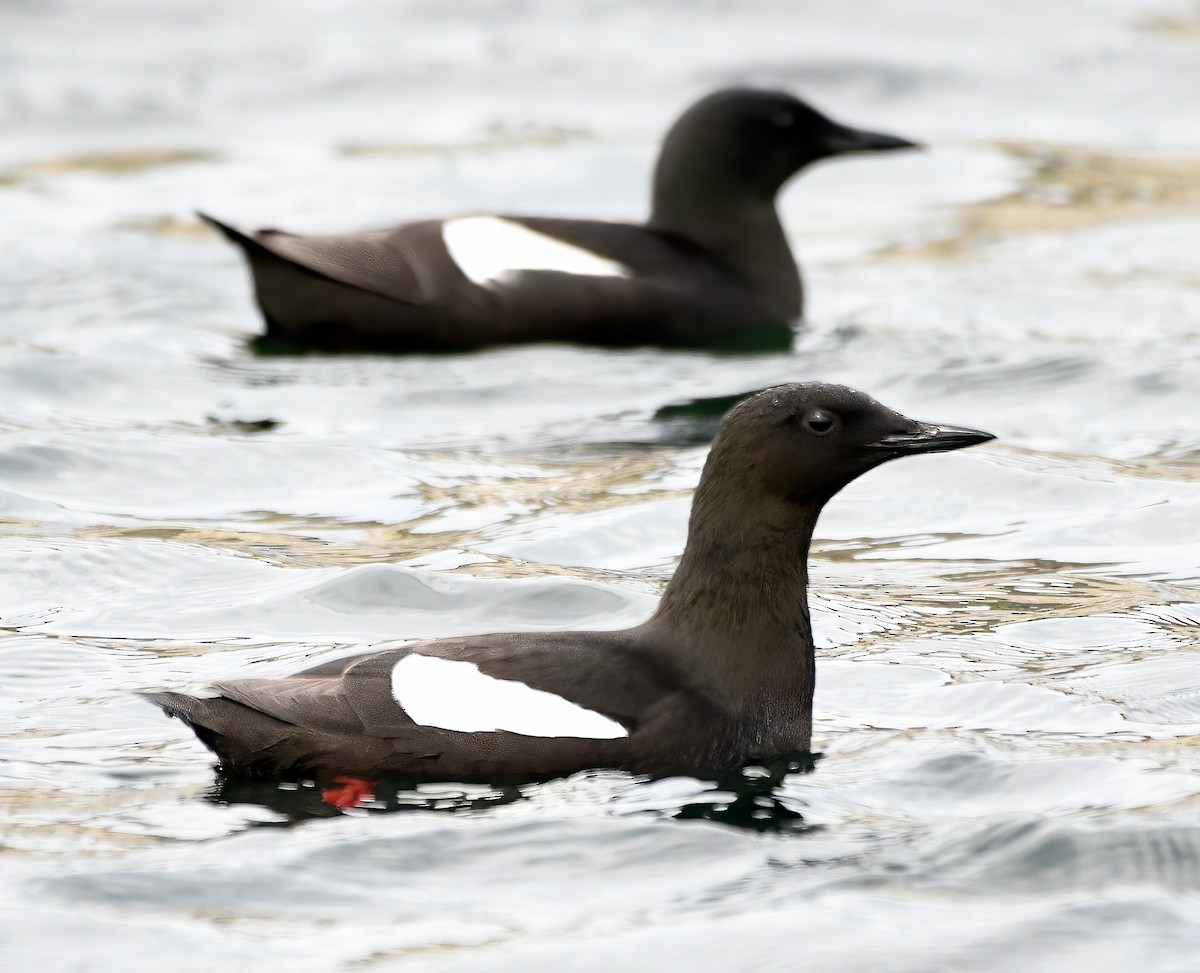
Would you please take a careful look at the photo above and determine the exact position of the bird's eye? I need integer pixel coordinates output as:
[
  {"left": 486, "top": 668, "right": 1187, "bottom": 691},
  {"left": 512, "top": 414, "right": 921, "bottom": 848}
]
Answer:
[
  {"left": 800, "top": 409, "right": 836, "bottom": 435},
  {"left": 769, "top": 111, "right": 795, "bottom": 128}
]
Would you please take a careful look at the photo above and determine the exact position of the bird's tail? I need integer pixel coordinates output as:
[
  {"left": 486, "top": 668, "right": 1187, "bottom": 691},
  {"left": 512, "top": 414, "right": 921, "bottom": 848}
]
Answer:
[
  {"left": 195, "top": 211, "right": 274, "bottom": 255},
  {"left": 143, "top": 690, "right": 230, "bottom": 755},
  {"left": 142, "top": 690, "right": 292, "bottom": 774}
]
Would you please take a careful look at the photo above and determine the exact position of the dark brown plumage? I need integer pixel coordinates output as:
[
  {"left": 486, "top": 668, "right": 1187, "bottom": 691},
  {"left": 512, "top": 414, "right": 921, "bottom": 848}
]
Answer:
[
  {"left": 147, "top": 383, "right": 993, "bottom": 782},
  {"left": 200, "top": 88, "right": 917, "bottom": 352}
]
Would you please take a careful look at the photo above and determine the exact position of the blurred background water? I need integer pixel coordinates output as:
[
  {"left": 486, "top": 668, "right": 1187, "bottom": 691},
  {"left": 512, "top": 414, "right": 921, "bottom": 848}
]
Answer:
[{"left": 2, "top": 0, "right": 1200, "bottom": 970}]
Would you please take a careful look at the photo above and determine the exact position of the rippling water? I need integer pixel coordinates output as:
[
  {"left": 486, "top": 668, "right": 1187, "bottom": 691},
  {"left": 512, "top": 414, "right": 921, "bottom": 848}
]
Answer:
[{"left": 3, "top": 1, "right": 1200, "bottom": 970}]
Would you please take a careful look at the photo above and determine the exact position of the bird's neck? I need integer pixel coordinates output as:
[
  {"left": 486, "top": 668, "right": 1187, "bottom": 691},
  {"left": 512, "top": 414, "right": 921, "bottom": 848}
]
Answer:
[
  {"left": 648, "top": 191, "right": 802, "bottom": 322},
  {"left": 641, "top": 483, "right": 821, "bottom": 713}
]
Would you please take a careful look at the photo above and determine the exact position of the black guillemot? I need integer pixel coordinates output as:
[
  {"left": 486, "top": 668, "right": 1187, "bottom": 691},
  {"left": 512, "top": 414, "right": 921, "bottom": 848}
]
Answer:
[
  {"left": 200, "top": 88, "right": 916, "bottom": 352},
  {"left": 146, "top": 383, "right": 992, "bottom": 781}
]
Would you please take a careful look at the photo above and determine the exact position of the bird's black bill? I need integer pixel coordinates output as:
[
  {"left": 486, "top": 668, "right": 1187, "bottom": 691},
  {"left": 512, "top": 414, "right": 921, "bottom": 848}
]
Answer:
[
  {"left": 822, "top": 124, "right": 920, "bottom": 157},
  {"left": 870, "top": 423, "right": 996, "bottom": 455}
]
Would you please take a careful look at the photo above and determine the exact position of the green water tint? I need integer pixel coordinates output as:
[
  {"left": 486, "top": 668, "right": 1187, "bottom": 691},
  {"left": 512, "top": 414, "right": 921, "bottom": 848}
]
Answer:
[
  {"left": 249, "top": 321, "right": 794, "bottom": 357},
  {"left": 648, "top": 388, "right": 765, "bottom": 444}
]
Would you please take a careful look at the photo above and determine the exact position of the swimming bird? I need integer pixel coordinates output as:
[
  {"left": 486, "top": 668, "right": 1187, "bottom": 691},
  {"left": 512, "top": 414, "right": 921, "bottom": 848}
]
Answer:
[
  {"left": 200, "top": 88, "right": 916, "bottom": 352},
  {"left": 146, "top": 384, "right": 993, "bottom": 781}
]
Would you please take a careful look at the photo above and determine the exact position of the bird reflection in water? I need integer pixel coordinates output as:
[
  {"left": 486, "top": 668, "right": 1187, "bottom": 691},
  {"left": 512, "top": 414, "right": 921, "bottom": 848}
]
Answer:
[
  {"left": 209, "top": 752, "right": 818, "bottom": 834},
  {"left": 674, "top": 753, "right": 818, "bottom": 833},
  {"left": 210, "top": 772, "right": 528, "bottom": 821}
]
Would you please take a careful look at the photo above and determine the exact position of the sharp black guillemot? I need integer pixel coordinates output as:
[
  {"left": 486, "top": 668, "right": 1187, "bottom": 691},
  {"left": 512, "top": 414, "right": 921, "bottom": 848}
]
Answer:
[
  {"left": 199, "top": 88, "right": 916, "bottom": 352},
  {"left": 146, "top": 383, "right": 993, "bottom": 781}
]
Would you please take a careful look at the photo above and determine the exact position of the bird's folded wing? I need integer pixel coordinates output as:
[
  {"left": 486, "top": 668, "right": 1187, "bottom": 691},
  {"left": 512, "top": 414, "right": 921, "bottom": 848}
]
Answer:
[
  {"left": 209, "top": 670, "right": 402, "bottom": 736},
  {"left": 256, "top": 227, "right": 447, "bottom": 306}
]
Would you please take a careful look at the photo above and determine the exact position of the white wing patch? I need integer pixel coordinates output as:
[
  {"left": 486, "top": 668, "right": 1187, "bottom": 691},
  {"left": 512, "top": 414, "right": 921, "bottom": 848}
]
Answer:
[
  {"left": 392, "top": 653, "right": 628, "bottom": 739},
  {"left": 442, "top": 216, "right": 629, "bottom": 286}
]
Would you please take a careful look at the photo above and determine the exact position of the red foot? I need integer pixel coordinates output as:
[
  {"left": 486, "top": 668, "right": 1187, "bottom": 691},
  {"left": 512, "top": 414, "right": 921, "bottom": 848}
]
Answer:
[{"left": 321, "top": 775, "right": 376, "bottom": 809}]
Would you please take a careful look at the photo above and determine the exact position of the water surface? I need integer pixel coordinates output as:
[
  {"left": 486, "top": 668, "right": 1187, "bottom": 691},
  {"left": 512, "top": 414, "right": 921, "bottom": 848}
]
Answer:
[{"left": 2, "top": 1, "right": 1200, "bottom": 970}]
